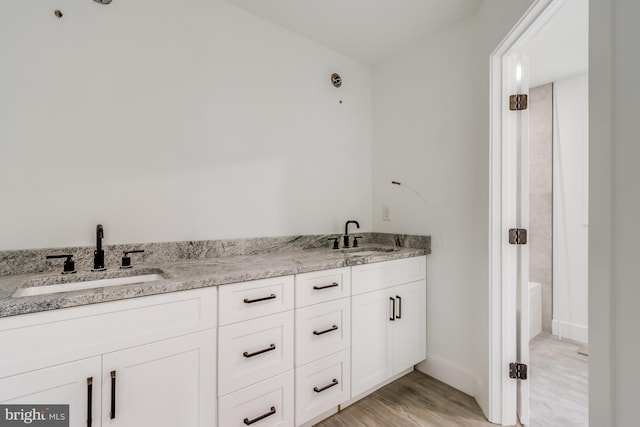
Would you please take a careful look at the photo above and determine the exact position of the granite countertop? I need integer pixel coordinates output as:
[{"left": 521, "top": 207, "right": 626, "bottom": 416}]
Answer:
[{"left": 0, "top": 245, "right": 428, "bottom": 318}]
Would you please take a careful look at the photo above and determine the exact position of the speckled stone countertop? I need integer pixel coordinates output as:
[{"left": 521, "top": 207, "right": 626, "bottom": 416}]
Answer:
[{"left": 0, "top": 233, "right": 430, "bottom": 318}]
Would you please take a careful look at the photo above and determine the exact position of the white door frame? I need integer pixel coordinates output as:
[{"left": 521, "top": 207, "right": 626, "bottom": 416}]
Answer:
[{"left": 488, "top": 0, "right": 566, "bottom": 425}]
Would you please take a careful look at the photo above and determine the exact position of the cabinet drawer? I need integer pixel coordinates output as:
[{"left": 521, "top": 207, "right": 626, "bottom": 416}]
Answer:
[
  {"left": 218, "top": 311, "right": 294, "bottom": 396},
  {"left": 295, "top": 298, "right": 350, "bottom": 367},
  {"left": 0, "top": 287, "right": 217, "bottom": 377},
  {"left": 295, "top": 267, "right": 350, "bottom": 307},
  {"left": 218, "top": 370, "right": 294, "bottom": 427},
  {"left": 351, "top": 256, "right": 426, "bottom": 295},
  {"left": 295, "top": 349, "right": 350, "bottom": 426},
  {"left": 219, "top": 276, "right": 294, "bottom": 326}
]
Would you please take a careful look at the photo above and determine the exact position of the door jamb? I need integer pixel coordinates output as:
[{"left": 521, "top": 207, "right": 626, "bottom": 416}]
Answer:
[{"left": 488, "top": 0, "right": 566, "bottom": 424}]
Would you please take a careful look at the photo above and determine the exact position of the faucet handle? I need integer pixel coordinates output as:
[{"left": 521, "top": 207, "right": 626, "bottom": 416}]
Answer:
[
  {"left": 327, "top": 238, "right": 339, "bottom": 250},
  {"left": 121, "top": 249, "right": 144, "bottom": 269},
  {"left": 352, "top": 236, "right": 363, "bottom": 248},
  {"left": 46, "top": 254, "right": 76, "bottom": 275}
]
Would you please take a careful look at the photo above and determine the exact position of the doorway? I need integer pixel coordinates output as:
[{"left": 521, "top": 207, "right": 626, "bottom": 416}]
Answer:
[
  {"left": 527, "top": 76, "right": 589, "bottom": 427},
  {"left": 489, "top": 0, "right": 589, "bottom": 425}
]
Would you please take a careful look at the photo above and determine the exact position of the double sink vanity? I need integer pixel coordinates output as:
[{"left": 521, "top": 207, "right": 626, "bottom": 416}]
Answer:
[{"left": 0, "top": 232, "right": 429, "bottom": 427}]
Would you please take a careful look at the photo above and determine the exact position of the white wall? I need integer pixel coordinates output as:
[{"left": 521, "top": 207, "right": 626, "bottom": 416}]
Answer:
[
  {"left": 0, "top": 0, "right": 373, "bottom": 250},
  {"left": 525, "top": 0, "right": 589, "bottom": 87},
  {"left": 590, "top": 1, "right": 640, "bottom": 426},
  {"left": 552, "top": 73, "right": 589, "bottom": 343},
  {"left": 371, "top": 0, "right": 534, "bottom": 417}
]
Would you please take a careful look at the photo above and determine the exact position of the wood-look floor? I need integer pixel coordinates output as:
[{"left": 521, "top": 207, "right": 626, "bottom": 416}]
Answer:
[
  {"left": 314, "top": 370, "right": 498, "bottom": 427},
  {"left": 530, "top": 332, "right": 588, "bottom": 427},
  {"left": 315, "top": 333, "right": 587, "bottom": 427}
]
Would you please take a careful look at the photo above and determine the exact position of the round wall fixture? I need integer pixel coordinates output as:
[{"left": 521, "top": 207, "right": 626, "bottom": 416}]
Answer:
[{"left": 331, "top": 73, "right": 342, "bottom": 88}]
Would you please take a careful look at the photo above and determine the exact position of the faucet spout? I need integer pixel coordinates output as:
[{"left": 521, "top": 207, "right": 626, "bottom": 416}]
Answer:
[{"left": 345, "top": 220, "right": 360, "bottom": 237}]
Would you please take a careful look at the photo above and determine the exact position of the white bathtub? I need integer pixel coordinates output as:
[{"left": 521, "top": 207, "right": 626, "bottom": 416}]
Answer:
[{"left": 529, "top": 281, "right": 542, "bottom": 340}]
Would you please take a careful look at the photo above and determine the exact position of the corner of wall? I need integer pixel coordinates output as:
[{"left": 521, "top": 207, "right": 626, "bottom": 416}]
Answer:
[{"left": 416, "top": 354, "right": 477, "bottom": 397}]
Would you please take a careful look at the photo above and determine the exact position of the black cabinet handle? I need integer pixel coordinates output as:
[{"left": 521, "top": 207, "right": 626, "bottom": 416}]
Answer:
[
  {"left": 313, "top": 282, "right": 339, "bottom": 290},
  {"left": 110, "top": 371, "right": 116, "bottom": 420},
  {"left": 313, "top": 325, "right": 338, "bottom": 336},
  {"left": 396, "top": 295, "right": 402, "bottom": 319},
  {"left": 87, "top": 377, "right": 93, "bottom": 427},
  {"left": 244, "top": 294, "right": 276, "bottom": 304},
  {"left": 389, "top": 297, "right": 395, "bottom": 321},
  {"left": 243, "top": 406, "right": 276, "bottom": 425},
  {"left": 243, "top": 343, "right": 276, "bottom": 358},
  {"left": 314, "top": 378, "right": 339, "bottom": 393}
]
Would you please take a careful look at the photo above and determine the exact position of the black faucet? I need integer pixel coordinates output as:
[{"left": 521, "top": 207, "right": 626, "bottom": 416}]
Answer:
[
  {"left": 343, "top": 220, "right": 360, "bottom": 248},
  {"left": 93, "top": 224, "right": 106, "bottom": 271}
]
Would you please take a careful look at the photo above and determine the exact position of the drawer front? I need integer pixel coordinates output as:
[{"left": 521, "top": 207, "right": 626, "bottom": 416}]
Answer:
[
  {"left": 351, "top": 256, "right": 426, "bottom": 295},
  {"left": 219, "top": 370, "right": 294, "bottom": 427},
  {"left": 218, "top": 311, "right": 294, "bottom": 396},
  {"left": 295, "top": 298, "right": 350, "bottom": 367},
  {"left": 219, "top": 276, "right": 294, "bottom": 326},
  {"left": 295, "top": 349, "right": 351, "bottom": 426},
  {"left": 295, "top": 267, "right": 351, "bottom": 308},
  {"left": 0, "top": 287, "right": 217, "bottom": 377}
]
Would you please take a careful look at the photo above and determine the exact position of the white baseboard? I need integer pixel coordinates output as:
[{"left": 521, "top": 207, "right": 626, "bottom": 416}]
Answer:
[
  {"left": 552, "top": 319, "right": 588, "bottom": 343},
  {"left": 473, "top": 375, "right": 490, "bottom": 421},
  {"left": 416, "top": 353, "right": 477, "bottom": 397}
]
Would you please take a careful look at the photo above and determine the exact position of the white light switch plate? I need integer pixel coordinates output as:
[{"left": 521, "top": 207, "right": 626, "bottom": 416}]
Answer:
[{"left": 382, "top": 205, "right": 391, "bottom": 221}]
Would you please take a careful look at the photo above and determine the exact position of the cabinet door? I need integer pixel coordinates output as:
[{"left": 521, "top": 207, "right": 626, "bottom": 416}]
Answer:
[
  {"left": 392, "top": 280, "right": 427, "bottom": 373},
  {"left": 351, "top": 289, "right": 393, "bottom": 397},
  {"left": 0, "top": 357, "right": 102, "bottom": 427},
  {"left": 102, "top": 329, "right": 216, "bottom": 427}
]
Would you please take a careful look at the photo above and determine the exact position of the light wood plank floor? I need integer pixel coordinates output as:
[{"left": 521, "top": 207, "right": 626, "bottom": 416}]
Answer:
[
  {"left": 315, "top": 334, "right": 588, "bottom": 427},
  {"left": 314, "top": 370, "right": 498, "bottom": 427},
  {"left": 530, "top": 332, "right": 588, "bottom": 427}
]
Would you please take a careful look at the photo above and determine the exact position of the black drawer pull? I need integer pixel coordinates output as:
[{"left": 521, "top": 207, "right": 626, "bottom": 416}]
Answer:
[
  {"left": 243, "top": 343, "right": 276, "bottom": 358},
  {"left": 314, "top": 378, "right": 339, "bottom": 393},
  {"left": 87, "top": 377, "right": 93, "bottom": 427},
  {"left": 244, "top": 406, "right": 276, "bottom": 425},
  {"left": 110, "top": 371, "right": 116, "bottom": 420},
  {"left": 313, "top": 282, "right": 339, "bottom": 290},
  {"left": 244, "top": 294, "right": 276, "bottom": 304},
  {"left": 389, "top": 297, "right": 395, "bottom": 321},
  {"left": 313, "top": 325, "right": 338, "bottom": 336},
  {"left": 396, "top": 295, "right": 402, "bottom": 319}
]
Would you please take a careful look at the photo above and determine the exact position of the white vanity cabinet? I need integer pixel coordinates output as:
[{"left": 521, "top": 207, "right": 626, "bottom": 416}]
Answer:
[
  {"left": 0, "top": 288, "right": 218, "bottom": 427},
  {"left": 217, "top": 275, "right": 295, "bottom": 427},
  {"left": 294, "top": 267, "right": 351, "bottom": 426},
  {"left": 0, "top": 253, "right": 428, "bottom": 427},
  {"left": 350, "top": 256, "right": 427, "bottom": 398}
]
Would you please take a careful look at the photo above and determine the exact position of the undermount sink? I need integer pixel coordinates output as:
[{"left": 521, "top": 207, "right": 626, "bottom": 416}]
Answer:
[
  {"left": 347, "top": 251, "right": 387, "bottom": 257},
  {"left": 341, "top": 247, "right": 398, "bottom": 257},
  {"left": 13, "top": 269, "right": 165, "bottom": 298}
]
